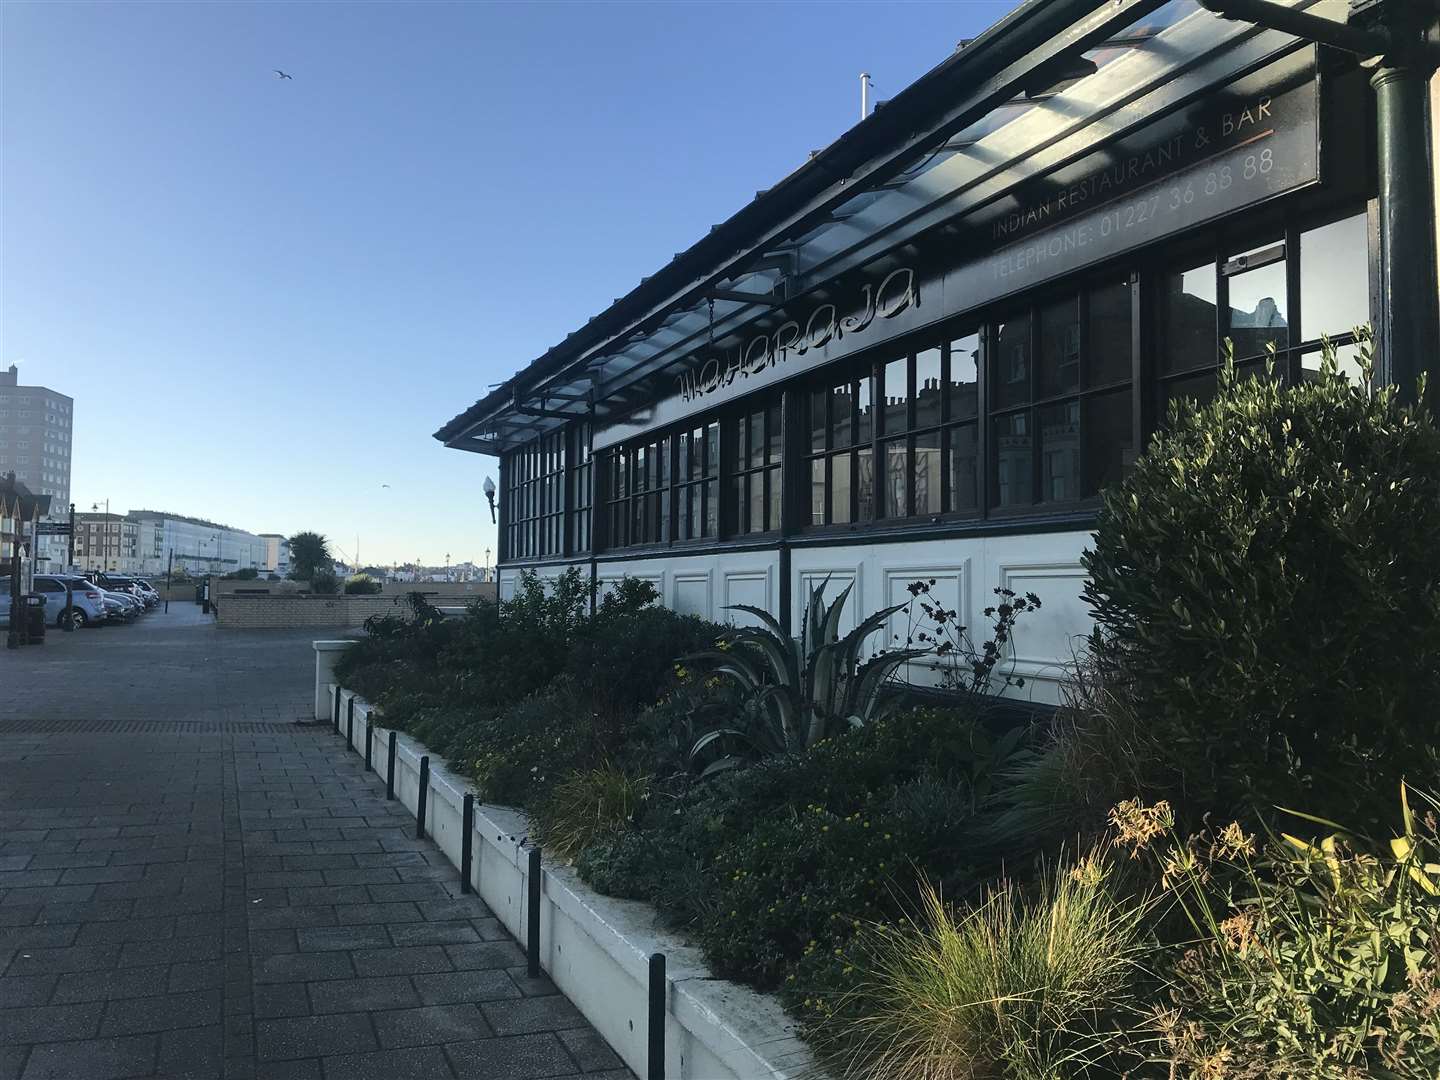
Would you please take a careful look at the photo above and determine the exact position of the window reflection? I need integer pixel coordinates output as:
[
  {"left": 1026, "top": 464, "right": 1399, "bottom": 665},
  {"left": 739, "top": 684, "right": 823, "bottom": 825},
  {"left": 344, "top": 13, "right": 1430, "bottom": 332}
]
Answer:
[
  {"left": 1088, "top": 281, "right": 1132, "bottom": 386},
  {"left": 992, "top": 413, "right": 1032, "bottom": 508},
  {"left": 993, "top": 317, "right": 1031, "bottom": 408},
  {"left": 948, "top": 334, "right": 979, "bottom": 419},
  {"left": 884, "top": 359, "right": 907, "bottom": 434},
  {"left": 916, "top": 348, "right": 942, "bottom": 429},
  {"left": 1083, "top": 391, "right": 1131, "bottom": 496},
  {"left": 947, "top": 424, "right": 978, "bottom": 512},
  {"left": 883, "top": 438, "right": 906, "bottom": 518},
  {"left": 1300, "top": 212, "right": 1369, "bottom": 383},
  {"left": 1228, "top": 261, "right": 1288, "bottom": 359},
  {"left": 1040, "top": 401, "right": 1081, "bottom": 502},
  {"left": 915, "top": 431, "right": 942, "bottom": 516},
  {"left": 1164, "top": 264, "right": 1218, "bottom": 373},
  {"left": 1040, "top": 298, "right": 1081, "bottom": 398}
]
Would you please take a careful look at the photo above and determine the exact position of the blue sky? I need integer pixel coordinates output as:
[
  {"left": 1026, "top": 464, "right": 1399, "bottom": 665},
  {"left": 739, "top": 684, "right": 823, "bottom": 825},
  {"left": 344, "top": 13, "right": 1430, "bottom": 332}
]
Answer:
[{"left": 2, "top": 0, "right": 1014, "bottom": 567}]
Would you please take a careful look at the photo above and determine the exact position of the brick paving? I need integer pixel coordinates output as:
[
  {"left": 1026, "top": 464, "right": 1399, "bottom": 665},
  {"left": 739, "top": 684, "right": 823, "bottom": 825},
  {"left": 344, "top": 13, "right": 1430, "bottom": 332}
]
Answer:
[{"left": 0, "top": 605, "right": 630, "bottom": 1080}]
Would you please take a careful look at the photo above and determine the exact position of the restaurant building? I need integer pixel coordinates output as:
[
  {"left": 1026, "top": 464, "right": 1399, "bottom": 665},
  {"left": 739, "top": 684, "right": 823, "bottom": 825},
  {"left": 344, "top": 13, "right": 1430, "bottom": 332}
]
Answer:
[{"left": 437, "top": 0, "right": 1440, "bottom": 702}]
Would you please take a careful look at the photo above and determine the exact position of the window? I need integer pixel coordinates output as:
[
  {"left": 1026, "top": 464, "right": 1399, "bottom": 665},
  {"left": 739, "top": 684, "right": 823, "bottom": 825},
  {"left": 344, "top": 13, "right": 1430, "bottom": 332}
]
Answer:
[
  {"left": 605, "top": 435, "right": 670, "bottom": 548},
  {"left": 503, "top": 431, "right": 565, "bottom": 561},
  {"left": 731, "top": 406, "right": 782, "bottom": 534},
  {"left": 675, "top": 422, "right": 720, "bottom": 542},
  {"left": 1159, "top": 210, "right": 1369, "bottom": 410},
  {"left": 989, "top": 280, "right": 1134, "bottom": 508},
  {"left": 808, "top": 374, "right": 874, "bottom": 525},
  {"left": 569, "top": 423, "right": 593, "bottom": 554}
]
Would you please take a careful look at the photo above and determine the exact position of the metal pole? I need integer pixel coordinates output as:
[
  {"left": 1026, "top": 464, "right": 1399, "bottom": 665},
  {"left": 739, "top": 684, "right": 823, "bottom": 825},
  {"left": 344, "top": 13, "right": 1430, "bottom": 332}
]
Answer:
[
  {"left": 526, "top": 847, "right": 542, "bottom": 977},
  {"left": 648, "top": 952, "right": 666, "bottom": 1080},
  {"left": 363, "top": 714, "right": 372, "bottom": 772},
  {"left": 460, "top": 794, "right": 474, "bottom": 894},
  {"left": 1372, "top": 57, "right": 1440, "bottom": 406},
  {"left": 333, "top": 688, "right": 341, "bottom": 733},
  {"left": 6, "top": 553, "right": 20, "bottom": 650},
  {"left": 67, "top": 502, "right": 75, "bottom": 570},
  {"left": 345, "top": 697, "right": 354, "bottom": 749},
  {"left": 164, "top": 548, "right": 173, "bottom": 613},
  {"left": 386, "top": 731, "right": 398, "bottom": 800},
  {"left": 415, "top": 755, "right": 430, "bottom": 840}
]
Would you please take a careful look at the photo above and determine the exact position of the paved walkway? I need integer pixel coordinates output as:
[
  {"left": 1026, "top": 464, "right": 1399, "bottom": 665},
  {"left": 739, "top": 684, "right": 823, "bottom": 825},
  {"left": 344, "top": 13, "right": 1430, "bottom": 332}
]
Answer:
[{"left": 0, "top": 605, "right": 629, "bottom": 1080}]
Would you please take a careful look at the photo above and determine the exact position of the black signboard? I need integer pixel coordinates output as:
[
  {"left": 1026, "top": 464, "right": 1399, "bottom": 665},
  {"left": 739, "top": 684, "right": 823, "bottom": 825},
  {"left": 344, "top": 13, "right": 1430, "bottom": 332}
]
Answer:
[
  {"left": 944, "top": 50, "right": 1318, "bottom": 309},
  {"left": 596, "top": 50, "right": 1320, "bottom": 450}
]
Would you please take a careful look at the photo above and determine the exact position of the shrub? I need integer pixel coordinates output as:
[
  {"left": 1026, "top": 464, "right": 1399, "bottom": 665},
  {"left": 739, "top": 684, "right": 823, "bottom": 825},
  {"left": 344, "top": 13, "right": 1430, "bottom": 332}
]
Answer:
[
  {"left": 533, "top": 764, "right": 650, "bottom": 863},
  {"left": 1082, "top": 346, "right": 1440, "bottom": 821},
  {"left": 310, "top": 569, "right": 340, "bottom": 595},
  {"left": 1123, "top": 786, "right": 1440, "bottom": 1079},
  {"left": 343, "top": 573, "right": 382, "bottom": 594},
  {"left": 815, "top": 856, "right": 1150, "bottom": 1080},
  {"left": 565, "top": 606, "right": 722, "bottom": 727}
]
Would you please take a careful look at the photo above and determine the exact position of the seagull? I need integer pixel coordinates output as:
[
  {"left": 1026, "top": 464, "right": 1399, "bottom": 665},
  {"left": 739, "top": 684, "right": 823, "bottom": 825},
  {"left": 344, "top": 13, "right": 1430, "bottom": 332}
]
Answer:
[{"left": 273, "top": 70, "right": 293, "bottom": 80}]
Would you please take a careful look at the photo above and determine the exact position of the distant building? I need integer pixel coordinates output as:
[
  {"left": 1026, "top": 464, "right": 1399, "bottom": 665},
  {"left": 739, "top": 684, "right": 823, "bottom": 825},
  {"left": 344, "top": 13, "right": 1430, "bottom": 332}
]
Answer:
[
  {"left": 127, "top": 511, "right": 268, "bottom": 577},
  {"left": 0, "top": 364, "right": 74, "bottom": 570},
  {"left": 73, "top": 513, "right": 143, "bottom": 575},
  {"left": 258, "top": 534, "right": 291, "bottom": 577},
  {"left": 0, "top": 474, "right": 51, "bottom": 590}
]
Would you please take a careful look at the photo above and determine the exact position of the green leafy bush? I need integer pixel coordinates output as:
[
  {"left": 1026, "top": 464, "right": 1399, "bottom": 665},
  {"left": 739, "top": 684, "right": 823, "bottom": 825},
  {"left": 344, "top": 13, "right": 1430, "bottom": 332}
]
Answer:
[
  {"left": 1082, "top": 347, "right": 1440, "bottom": 821},
  {"left": 343, "top": 573, "right": 383, "bottom": 594},
  {"left": 310, "top": 569, "right": 340, "bottom": 594},
  {"left": 1115, "top": 786, "right": 1440, "bottom": 1079}
]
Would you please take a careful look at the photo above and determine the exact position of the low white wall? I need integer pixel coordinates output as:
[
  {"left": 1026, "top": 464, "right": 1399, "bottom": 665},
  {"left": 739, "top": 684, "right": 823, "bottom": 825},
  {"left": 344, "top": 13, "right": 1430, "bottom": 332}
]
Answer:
[{"left": 319, "top": 666, "right": 818, "bottom": 1080}]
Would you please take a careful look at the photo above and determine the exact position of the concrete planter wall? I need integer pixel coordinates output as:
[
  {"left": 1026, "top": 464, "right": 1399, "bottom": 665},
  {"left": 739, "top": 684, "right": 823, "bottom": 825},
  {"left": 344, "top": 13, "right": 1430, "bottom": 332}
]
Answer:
[{"left": 314, "top": 641, "right": 819, "bottom": 1080}]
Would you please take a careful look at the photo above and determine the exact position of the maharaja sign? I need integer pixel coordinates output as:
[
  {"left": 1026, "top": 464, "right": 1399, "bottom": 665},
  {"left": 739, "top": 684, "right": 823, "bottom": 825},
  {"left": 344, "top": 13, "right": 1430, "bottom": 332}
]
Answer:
[{"left": 674, "top": 267, "right": 920, "bottom": 403}]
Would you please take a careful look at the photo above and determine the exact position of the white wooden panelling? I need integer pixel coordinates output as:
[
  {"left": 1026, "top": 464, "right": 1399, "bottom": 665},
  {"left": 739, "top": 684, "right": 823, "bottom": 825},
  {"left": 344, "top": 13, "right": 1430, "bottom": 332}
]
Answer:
[
  {"left": 722, "top": 571, "right": 772, "bottom": 627},
  {"left": 671, "top": 573, "right": 712, "bottom": 618},
  {"left": 994, "top": 561, "right": 1090, "bottom": 690},
  {"left": 795, "top": 566, "right": 861, "bottom": 638}
]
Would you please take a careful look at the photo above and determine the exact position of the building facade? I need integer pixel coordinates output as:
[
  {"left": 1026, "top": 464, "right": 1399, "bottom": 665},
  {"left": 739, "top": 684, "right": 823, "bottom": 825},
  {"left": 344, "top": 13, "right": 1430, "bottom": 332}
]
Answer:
[
  {"left": 73, "top": 513, "right": 142, "bottom": 574},
  {"left": 0, "top": 364, "right": 74, "bottom": 570},
  {"left": 436, "top": 0, "right": 1440, "bottom": 704},
  {"left": 128, "top": 511, "right": 269, "bottom": 577},
  {"left": 259, "top": 534, "right": 292, "bottom": 577}
]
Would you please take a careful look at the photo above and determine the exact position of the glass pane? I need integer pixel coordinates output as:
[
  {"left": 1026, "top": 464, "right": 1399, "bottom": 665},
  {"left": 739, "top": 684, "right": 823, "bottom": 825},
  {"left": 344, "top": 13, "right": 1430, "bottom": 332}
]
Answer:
[
  {"left": 992, "top": 412, "right": 1033, "bottom": 507},
  {"left": 857, "top": 446, "right": 874, "bottom": 521},
  {"left": 856, "top": 377, "right": 874, "bottom": 444},
  {"left": 1301, "top": 342, "right": 1367, "bottom": 384},
  {"left": 704, "top": 479, "right": 718, "bottom": 536},
  {"left": 810, "top": 390, "right": 827, "bottom": 451},
  {"left": 767, "top": 406, "right": 782, "bottom": 463},
  {"left": 1040, "top": 297, "right": 1081, "bottom": 398},
  {"left": 705, "top": 423, "right": 719, "bottom": 477},
  {"left": 1163, "top": 263, "right": 1218, "bottom": 373},
  {"left": 766, "top": 466, "right": 781, "bottom": 532},
  {"left": 688, "top": 485, "right": 701, "bottom": 539},
  {"left": 882, "top": 437, "right": 907, "bottom": 518},
  {"left": 992, "top": 316, "right": 1031, "bottom": 408},
  {"left": 810, "top": 459, "right": 826, "bottom": 525},
  {"left": 1162, "top": 371, "right": 1217, "bottom": 419},
  {"left": 748, "top": 411, "right": 764, "bottom": 468},
  {"left": 948, "top": 334, "right": 979, "bottom": 419},
  {"left": 1040, "top": 401, "right": 1081, "bottom": 503},
  {"left": 884, "top": 358, "right": 909, "bottom": 434},
  {"left": 1088, "top": 281, "right": 1133, "bottom": 387},
  {"left": 1083, "top": 391, "right": 1132, "bottom": 496},
  {"left": 733, "top": 476, "right": 746, "bottom": 532},
  {"left": 831, "top": 453, "right": 852, "bottom": 524},
  {"left": 831, "top": 384, "right": 853, "bottom": 448},
  {"left": 748, "top": 473, "right": 764, "bottom": 534},
  {"left": 1301, "top": 213, "right": 1369, "bottom": 342},
  {"left": 914, "top": 431, "right": 942, "bottom": 516},
  {"left": 915, "top": 347, "right": 942, "bottom": 430},
  {"left": 1228, "top": 262, "right": 1288, "bottom": 359},
  {"left": 946, "top": 424, "right": 979, "bottom": 512}
]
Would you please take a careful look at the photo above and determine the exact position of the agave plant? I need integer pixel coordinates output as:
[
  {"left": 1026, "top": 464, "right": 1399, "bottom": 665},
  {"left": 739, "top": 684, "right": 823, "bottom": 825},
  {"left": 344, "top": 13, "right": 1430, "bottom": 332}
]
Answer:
[{"left": 684, "top": 578, "right": 928, "bottom": 777}]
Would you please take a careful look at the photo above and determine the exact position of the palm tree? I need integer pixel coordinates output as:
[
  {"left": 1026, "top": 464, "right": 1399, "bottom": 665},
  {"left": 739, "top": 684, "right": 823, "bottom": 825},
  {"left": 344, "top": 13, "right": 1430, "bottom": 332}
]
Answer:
[{"left": 287, "top": 531, "right": 332, "bottom": 582}]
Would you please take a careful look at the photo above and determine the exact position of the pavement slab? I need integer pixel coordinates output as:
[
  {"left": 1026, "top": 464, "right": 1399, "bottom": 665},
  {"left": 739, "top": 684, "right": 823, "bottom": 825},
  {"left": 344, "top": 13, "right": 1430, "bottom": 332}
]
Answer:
[{"left": 0, "top": 605, "right": 632, "bottom": 1080}]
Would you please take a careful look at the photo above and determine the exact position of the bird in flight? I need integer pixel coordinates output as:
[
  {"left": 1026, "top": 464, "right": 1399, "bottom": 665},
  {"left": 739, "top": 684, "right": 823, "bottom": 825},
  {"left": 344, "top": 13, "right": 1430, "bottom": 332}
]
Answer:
[{"left": 273, "top": 70, "right": 293, "bottom": 80}]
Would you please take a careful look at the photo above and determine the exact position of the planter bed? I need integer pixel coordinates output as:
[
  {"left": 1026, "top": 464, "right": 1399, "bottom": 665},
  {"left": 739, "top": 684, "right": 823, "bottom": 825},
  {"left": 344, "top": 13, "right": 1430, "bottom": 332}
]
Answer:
[{"left": 315, "top": 640, "right": 819, "bottom": 1080}]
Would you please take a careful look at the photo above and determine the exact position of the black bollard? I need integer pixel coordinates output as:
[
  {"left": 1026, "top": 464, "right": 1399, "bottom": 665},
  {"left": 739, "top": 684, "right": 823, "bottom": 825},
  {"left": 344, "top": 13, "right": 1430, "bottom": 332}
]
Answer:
[
  {"left": 345, "top": 697, "right": 354, "bottom": 749},
  {"left": 363, "top": 715, "right": 372, "bottom": 772},
  {"left": 332, "top": 688, "right": 341, "bottom": 733},
  {"left": 648, "top": 952, "right": 666, "bottom": 1080},
  {"left": 416, "top": 756, "right": 430, "bottom": 840},
  {"left": 386, "top": 731, "right": 397, "bottom": 801},
  {"left": 460, "top": 794, "right": 474, "bottom": 894},
  {"left": 526, "top": 846, "right": 541, "bottom": 977}
]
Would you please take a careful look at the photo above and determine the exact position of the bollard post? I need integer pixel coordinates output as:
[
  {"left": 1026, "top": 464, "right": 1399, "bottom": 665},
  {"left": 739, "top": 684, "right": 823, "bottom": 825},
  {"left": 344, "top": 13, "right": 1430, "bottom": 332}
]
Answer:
[
  {"left": 460, "top": 794, "right": 474, "bottom": 894},
  {"left": 526, "top": 846, "right": 542, "bottom": 977},
  {"left": 363, "top": 716, "right": 372, "bottom": 772},
  {"left": 386, "top": 731, "right": 397, "bottom": 801},
  {"left": 648, "top": 952, "right": 666, "bottom": 1080},
  {"left": 332, "top": 687, "right": 341, "bottom": 733},
  {"left": 345, "top": 697, "right": 354, "bottom": 749},
  {"left": 415, "top": 756, "right": 430, "bottom": 840}
]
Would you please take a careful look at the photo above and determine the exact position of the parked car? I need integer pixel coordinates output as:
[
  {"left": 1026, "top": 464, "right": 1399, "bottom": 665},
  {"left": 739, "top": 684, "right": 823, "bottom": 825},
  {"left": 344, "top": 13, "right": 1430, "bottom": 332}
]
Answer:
[
  {"left": 31, "top": 575, "right": 110, "bottom": 628},
  {"left": 94, "top": 574, "right": 156, "bottom": 609},
  {"left": 100, "top": 593, "right": 135, "bottom": 622},
  {"left": 100, "top": 589, "right": 142, "bottom": 620},
  {"left": 133, "top": 580, "right": 161, "bottom": 605}
]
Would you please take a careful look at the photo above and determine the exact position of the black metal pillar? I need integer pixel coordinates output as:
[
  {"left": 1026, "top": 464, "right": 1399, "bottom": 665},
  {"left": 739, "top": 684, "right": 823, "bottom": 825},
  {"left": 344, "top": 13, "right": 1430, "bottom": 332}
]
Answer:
[{"left": 1372, "top": 56, "right": 1439, "bottom": 404}]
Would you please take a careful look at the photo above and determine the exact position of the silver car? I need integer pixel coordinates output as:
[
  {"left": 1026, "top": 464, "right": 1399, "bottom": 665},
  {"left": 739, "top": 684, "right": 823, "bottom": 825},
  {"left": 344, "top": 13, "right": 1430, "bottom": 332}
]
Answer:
[{"left": 32, "top": 575, "right": 110, "bottom": 628}]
